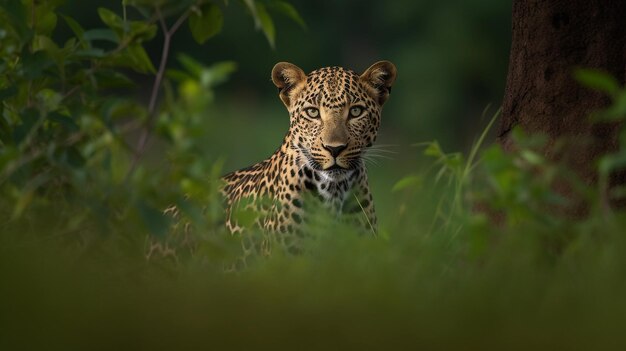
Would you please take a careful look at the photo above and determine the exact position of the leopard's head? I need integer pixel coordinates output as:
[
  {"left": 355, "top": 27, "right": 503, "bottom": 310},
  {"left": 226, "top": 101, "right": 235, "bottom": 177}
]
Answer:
[{"left": 272, "top": 61, "right": 397, "bottom": 175}]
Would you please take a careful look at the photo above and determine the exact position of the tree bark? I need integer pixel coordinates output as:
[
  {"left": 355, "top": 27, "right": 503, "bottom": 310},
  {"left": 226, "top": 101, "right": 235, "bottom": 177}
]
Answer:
[{"left": 498, "top": 0, "right": 626, "bottom": 213}]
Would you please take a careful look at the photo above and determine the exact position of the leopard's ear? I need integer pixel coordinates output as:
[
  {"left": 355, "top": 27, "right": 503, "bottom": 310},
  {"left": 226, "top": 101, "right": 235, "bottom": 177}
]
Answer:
[
  {"left": 360, "top": 61, "right": 397, "bottom": 105},
  {"left": 272, "top": 62, "right": 307, "bottom": 108}
]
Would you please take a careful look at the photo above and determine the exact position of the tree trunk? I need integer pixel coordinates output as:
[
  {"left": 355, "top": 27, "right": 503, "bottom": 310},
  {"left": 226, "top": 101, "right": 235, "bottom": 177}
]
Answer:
[{"left": 498, "top": 0, "right": 626, "bottom": 213}]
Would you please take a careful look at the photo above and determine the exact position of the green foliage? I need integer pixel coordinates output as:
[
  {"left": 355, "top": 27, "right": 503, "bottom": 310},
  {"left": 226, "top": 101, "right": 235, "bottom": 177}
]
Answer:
[
  {"left": 0, "top": 0, "right": 302, "bottom": 229},
  {"left": 267, "top": 1, "right": 306, "bottom": 29},
  {"left": 574, "top": 68, "right": 620, "bottom": 97},
  {"left": 0, "top": 0, "right": 303, "bottom": 275},
  {"left": 188, "top": 3, "right": 223, "bottom": 44},
  {"left": 576, "top": 68, "right": 626, "bottom": 204}
]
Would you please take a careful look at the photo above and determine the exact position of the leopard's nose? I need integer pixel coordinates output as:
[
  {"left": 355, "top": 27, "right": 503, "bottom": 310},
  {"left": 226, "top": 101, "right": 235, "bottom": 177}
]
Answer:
[{"left": 322, "top": 144, "right": 347, "bottom": 158}]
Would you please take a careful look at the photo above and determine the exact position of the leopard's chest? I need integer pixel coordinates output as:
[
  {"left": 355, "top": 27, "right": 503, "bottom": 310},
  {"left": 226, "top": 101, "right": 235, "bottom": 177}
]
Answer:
[{"left": 295, "top": 167, "right": 357, "bottom": 213}]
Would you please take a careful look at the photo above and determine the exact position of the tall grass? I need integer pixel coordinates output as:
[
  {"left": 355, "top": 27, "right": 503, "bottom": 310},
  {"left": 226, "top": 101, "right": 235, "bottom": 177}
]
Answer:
[{"left": 3, "top": 102, "right": 626, "bottom": 349}]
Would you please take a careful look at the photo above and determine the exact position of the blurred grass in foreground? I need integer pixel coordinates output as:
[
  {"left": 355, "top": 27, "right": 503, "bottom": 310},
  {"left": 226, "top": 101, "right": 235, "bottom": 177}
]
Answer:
[
  {"left": 3, "top": 197, "right": 626, "bottom": 350},
  {"left": 4, "top": 78, "right": 626, "bottom": 349},
  {"left": 4, "top": 102, "right": 626, "bottom": 349}
]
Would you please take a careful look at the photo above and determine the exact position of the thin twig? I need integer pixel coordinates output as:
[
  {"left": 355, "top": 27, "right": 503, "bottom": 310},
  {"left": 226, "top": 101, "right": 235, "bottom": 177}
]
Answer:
[
  {"left": 170, "top": 10, "right": 190, "bottom": 34},
  {"left": 147, "top": 8, "right": 173, "bottom": 114},
  {"left": 125, "top": 8, "right": 190, "bottom": 181}
]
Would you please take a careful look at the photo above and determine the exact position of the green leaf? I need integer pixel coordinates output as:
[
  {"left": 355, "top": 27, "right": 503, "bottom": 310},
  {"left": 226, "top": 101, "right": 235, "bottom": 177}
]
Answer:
[
  {"left": 83, "top": 28, "right": 119, "bottom": 43},
  {"left": 202, "top": 61, "right": 237, "bottom": 87},
  {"left": 443, "top": 153, "right": 463, "bottom": 171},
  {"left": 98, "top": 7, "right": 154, "bottom": 44},
  {"left": 125, "top": 44, "right": 156, "bottom": 74},
  {"left": 188, "top": 3, "right": 223, "bottom": 44},
  {"left": 0, "top": 0, "right": 31, "bottom": 43},
  {"left": 128, "top": 21, "right": 157, "bottom": 42},
  {"left": 61, "top": 14, "right": 85, "bottom": 38},
  {"left": 34, "top": 35, "right": 74, "bottom": 68},
  {"left": 392, "top": 175, "right": 422, "bottom": 192},
  {"left": 599, "top": 152, "right": 626, "bottom": 176},
  {"left": 36, "top": 89, "right": 63, "bottom": 111},
  {"left": 105, "top": 44, "right": 156, "bottom": 74},
  {"left": 34, "top": 6, "right": 58, "bottom": 35},
  {"left": 175, "top": 54, "right": 237, "bottom": 87},
  {"left": 520, "top": 149, "right": 544, "bottom": 166},
  {"left": 242, "top": 0, "right": 260, "bottom": 27},
  {"left": 594, "top": 92, "right": 626, "bottom": 122},
  {"left": 100, "top": 98, "right": 146, "bottom": 122},
  {"left": 574, "top": 68, "right": 620, "bottom": 97},
  {"left": 97, "top": 7, "right": 124, "bottom": 37},
  {"left": 423, "top": 141, "right": 443, "bottom": 158},
  {"left": 255, "top": 3, "right": 275, "bottom": 48},
  {"left": 268, "top": 1, "right": 306, "bottom": 29},
  {"left": 48, "top": 112, "right": 79, "bottom": 133},
  {"left": 74, "top": 48, "right": 106, "bottom": 59},
  {"left": 61, "top": 14, "right": 87, "bottom": 48},
  {"left": 177, "top": 53, "right": 204, "bottom": 77},
  {"left": 481, "top": 145, "right": 509, "bottom": 172},
  {"left": 20, "top": 50, "right": 55, "bottom": 79}
]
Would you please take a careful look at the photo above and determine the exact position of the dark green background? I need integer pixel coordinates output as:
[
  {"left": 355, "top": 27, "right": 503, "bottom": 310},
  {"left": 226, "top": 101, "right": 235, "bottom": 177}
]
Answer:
[
  {"left": 59, "top": 0, "right": 511, "bottom": 151},
  {"left": 54, "top": 0, "right": 511, "bottom": 228}
]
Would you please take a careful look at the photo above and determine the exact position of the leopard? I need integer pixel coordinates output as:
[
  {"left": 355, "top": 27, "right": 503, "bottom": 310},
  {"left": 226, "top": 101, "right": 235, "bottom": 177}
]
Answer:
[{"left": 221, "top": 60, "right": 397, "bottom": 255}]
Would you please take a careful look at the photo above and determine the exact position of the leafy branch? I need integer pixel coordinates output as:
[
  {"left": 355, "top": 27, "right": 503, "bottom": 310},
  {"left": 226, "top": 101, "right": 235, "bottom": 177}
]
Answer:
[
  {"left": 0, "top": 0, "right": 305, "bottom": 224},
  {"left": 126, "top": 7, "right": 191, "bottom": 180}
]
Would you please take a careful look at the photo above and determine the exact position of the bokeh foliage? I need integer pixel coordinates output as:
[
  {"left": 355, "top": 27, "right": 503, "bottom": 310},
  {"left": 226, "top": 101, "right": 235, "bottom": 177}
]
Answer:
[
  {"left": 0, "top": 0, "right": 299, "bottom": 245},
  {"left": 3, "top": 1, "right": 626, "bottom": 349}
]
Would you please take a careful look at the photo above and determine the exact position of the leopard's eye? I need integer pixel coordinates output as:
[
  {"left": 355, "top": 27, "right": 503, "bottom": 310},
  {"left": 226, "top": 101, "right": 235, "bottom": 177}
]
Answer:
[
  {"left": 305, "top": 107, "right": 320, "bottom": 119},
  {"left": 349, "top": 106, "right": 364, "bottom": 118}
]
